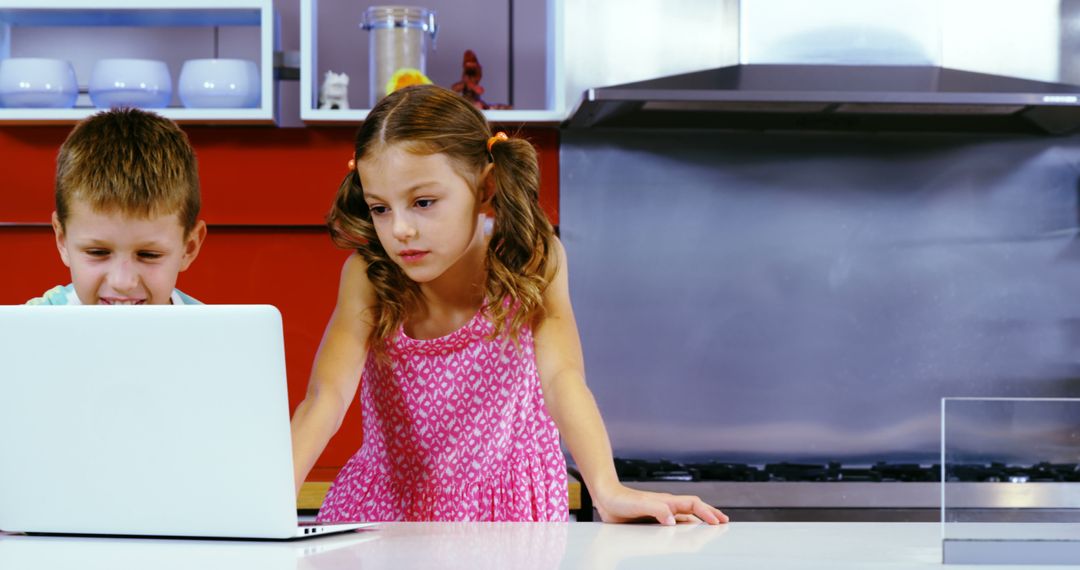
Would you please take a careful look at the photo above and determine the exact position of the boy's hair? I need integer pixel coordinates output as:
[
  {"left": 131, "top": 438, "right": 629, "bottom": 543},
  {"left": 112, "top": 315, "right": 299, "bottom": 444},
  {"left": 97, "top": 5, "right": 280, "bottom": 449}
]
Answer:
[
  {"left": 328, "top": 84, "right": 556, "bottom": 351},
  {"left": 55, "top": 107, "right": 200, "bottom": 235}
]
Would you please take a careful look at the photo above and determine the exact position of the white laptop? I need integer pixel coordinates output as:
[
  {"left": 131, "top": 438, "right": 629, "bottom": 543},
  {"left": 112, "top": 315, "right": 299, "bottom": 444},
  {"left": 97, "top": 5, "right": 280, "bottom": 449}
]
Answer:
[
  {"left": 0, "top": 305, "right": 370, "bottom": 540},
  {"left": 0, "top": 530, "right": 377, "bottom": 570}
]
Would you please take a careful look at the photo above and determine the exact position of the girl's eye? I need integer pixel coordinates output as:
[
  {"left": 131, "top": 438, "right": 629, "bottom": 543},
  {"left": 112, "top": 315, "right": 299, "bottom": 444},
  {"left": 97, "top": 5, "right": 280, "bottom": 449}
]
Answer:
[
  {"left": 369, "top": 205, "right": 388, "bottom": 215},
  {"left": 415, "top": 199, "right": 435, "bottom": 209}
]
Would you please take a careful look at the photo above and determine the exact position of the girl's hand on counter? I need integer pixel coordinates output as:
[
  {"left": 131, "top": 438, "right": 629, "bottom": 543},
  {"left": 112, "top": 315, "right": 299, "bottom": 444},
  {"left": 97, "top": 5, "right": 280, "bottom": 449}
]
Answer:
[{"left": 593, "top": 484, "right": 729, "bottom": 526}]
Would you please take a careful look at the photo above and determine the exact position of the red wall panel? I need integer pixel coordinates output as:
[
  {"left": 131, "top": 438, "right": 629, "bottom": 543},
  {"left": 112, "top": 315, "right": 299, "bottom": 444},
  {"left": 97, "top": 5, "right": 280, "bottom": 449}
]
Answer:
[
  {"left": 0, "top": 127, "right": 68, "bottom": 223},
  {"left": 1, "top": 126, "right": 559, "bottom": 226},
  {"left": 1, "top": 124, "right": 558, "bottom": 482}
]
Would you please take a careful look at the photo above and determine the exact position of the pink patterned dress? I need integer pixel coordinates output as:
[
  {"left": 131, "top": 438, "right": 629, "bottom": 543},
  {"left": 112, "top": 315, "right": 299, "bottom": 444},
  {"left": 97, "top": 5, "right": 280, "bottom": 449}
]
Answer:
[{"left": 316, "top": 307, "right": 568, "bottom": 522}]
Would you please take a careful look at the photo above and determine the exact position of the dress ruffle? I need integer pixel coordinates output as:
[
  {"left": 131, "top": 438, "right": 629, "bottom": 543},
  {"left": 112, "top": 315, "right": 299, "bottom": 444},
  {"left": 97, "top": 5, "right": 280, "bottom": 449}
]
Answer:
[{"left": 317, "top": 450, "right": 568, "bottom": 522}]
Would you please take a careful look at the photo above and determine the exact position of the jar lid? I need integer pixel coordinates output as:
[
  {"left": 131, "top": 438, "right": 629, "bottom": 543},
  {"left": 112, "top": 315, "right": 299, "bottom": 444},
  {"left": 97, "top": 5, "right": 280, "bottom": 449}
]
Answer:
[{"left": 361, "top": 5, "right": 437, "bottom": 36}]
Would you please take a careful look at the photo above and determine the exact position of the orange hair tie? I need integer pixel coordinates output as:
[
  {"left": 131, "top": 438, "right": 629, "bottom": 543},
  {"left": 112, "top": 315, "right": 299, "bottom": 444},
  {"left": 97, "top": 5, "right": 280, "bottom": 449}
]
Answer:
[{"left": 486, "top": 132, "right": 508, "bottom": 153}]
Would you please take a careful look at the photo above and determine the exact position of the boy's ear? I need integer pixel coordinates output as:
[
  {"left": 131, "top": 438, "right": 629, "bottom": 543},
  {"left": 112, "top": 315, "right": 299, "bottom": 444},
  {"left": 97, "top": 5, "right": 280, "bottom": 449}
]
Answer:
[
  {"left": 51, "top": 211, "right": 71, "bottom": 268},
  {"left": 179, "top": 220, "right": 207, "bottom": 272}
]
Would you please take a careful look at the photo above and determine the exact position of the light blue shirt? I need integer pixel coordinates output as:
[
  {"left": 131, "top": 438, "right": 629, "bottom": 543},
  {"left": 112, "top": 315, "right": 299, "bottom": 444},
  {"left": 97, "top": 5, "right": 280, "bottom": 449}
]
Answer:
[{"left": 26, "top": 284, "right": 200, "bottom": 305}]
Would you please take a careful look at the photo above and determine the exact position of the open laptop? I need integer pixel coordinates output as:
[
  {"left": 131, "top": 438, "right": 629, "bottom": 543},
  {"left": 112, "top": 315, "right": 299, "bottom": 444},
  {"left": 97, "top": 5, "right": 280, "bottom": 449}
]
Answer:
[
  {"left": 0, "top": 529, "right": 377, "bottom": 570},
  {"left": 0, "top": 305, "right": 370, "bottom": 540}
]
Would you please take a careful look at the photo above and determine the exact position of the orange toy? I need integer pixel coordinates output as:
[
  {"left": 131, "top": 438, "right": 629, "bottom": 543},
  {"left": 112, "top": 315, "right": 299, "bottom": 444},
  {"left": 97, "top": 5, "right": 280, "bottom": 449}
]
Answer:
[{"left": 385, "top": 68, "right": 432, "bottom": 96}]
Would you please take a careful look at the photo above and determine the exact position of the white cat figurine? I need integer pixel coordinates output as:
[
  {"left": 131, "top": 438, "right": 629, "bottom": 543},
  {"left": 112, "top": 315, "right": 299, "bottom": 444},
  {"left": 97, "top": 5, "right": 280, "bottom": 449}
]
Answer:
[{"left": 319, "top": 71, "right": 350, "bottom": 110}]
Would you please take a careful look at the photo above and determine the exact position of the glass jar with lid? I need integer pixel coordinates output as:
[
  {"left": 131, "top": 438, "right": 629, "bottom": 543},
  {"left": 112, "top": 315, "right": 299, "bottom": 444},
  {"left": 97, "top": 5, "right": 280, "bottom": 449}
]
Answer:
[{"left": 361, "top": 5, "right": 437, "bottom": 107}]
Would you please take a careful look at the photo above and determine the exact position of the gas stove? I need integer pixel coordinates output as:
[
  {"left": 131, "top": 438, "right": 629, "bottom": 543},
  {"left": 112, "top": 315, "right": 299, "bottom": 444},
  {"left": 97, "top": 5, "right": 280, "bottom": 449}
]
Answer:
[
  {"left": 596, "top": 459, "right": 1080, "bottom": 521},
  {"left": 614, "top": 458, "right": 1080, "bottom": 483},
  {"left": 614, "top": 459, "right": 942, "bottom": 482}
]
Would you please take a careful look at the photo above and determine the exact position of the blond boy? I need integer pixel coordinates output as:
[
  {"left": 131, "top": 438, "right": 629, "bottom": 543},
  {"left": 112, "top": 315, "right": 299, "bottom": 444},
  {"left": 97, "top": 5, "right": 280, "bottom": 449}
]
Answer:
[{"left": 27, "top": 108, "right": 206, "bottom": 305}]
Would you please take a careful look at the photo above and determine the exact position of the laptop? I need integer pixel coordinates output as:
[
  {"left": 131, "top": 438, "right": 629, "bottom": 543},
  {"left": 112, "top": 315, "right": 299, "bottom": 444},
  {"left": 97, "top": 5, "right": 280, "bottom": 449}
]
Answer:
[
  {"left": 0, "top": 305, "right": 370, "bottom": 540},
  {"left": 0, "top": 530, "right": 377, "bottom": 569}
]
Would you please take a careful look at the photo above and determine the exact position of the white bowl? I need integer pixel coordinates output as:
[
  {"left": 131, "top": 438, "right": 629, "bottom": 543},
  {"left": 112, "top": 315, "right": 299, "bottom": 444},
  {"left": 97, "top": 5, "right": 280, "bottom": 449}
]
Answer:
[
  {"left": 89, "top": 58, "right": 172, "bottom": 109},
  {"left": 178, "top": 58, "right": 259, "bottom": 109},
  {"left": 0, "top": 58, "right": 78, "bottom": 108}
]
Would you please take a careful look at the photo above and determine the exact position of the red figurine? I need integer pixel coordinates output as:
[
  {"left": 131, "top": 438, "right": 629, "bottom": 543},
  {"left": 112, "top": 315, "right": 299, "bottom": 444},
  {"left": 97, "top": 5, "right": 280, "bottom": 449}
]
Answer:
[{"left": 451, "top": 50, "right": 511, "bottom": 110}]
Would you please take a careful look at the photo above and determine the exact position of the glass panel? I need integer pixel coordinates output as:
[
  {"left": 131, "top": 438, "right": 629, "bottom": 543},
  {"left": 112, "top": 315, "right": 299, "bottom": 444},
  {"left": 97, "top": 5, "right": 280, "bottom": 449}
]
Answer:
[{"left": 942, "top": 397, "right": 1080, "bottom": 565}]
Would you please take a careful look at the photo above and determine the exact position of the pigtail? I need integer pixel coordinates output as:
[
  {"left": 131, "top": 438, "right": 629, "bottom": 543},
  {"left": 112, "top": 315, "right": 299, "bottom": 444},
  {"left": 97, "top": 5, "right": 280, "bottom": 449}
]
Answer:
[
  {"left": 326, "top": 158, "right": 422, "bottom": 359},
  {"left": 327, "top": 169, "right": 369, "bottom": 250},
  {"left": 484, "top": 136, "right": 556, "bottom": 339}
]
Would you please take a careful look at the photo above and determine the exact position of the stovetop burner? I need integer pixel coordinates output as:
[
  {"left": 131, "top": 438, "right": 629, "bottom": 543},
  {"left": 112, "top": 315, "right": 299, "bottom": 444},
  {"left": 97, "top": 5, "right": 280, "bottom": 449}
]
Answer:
[
  {"left": 946, "top": 462, "right": 1080, "bottom": 483},
  {"left": 613, "top": 458, "right": 1080, "bottom": 483}
]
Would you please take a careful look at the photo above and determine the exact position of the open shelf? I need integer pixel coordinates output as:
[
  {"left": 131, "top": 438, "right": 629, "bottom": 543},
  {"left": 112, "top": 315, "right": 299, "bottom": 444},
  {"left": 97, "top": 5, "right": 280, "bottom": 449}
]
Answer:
[
  {"left": 299, "top": 0, "right": 564, "bottom": 125},
  {"left": 0, "top": 0, "right": 275, "bottom": 124}
]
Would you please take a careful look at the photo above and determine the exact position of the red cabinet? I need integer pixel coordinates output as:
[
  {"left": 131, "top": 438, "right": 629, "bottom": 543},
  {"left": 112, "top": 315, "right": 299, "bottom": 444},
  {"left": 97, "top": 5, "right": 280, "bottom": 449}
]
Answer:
[{"left": 0, "top": 124, "right": 559, "bottom": 481}]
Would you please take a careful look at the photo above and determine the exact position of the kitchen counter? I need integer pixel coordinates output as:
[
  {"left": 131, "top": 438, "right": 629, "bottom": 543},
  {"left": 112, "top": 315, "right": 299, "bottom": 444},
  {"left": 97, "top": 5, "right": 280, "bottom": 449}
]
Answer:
[{"left": 0, "top": 521, "right": 1046, "bottom": 569}]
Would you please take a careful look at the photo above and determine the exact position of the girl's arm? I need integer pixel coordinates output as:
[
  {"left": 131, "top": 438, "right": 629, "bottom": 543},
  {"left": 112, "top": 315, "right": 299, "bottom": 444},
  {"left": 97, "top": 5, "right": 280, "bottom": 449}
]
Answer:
[
  {"left": 289, "top": 253, "right": 375, "bottom": 495},
  {"left": 534, "top": 237, "right": 728, "bottom": 525}
]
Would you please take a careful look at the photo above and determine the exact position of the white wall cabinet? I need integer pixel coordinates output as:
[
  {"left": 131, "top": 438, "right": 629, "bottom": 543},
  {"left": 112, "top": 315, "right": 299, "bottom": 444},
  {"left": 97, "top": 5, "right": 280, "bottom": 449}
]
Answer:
[
  {"left": 0, "top": 0, "right": 275, "bottom": 124},
  {"left": 300, "top": 0, "right": 564, "bottom": 124}
]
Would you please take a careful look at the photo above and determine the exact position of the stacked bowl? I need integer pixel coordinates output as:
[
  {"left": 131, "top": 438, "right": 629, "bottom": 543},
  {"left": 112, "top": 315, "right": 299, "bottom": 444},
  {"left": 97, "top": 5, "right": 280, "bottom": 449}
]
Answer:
[
  {"left": 178, "top": 58, "right": 260, "bottom": 108},
  {"left": 89, "top": 58, "right": 172, "bottom": 108},
  {"left": 0, "top": 57, "right": 260, "bottom": 109},
  {"left": 0, "top": 58, "right": 79, "bottom": 108}
]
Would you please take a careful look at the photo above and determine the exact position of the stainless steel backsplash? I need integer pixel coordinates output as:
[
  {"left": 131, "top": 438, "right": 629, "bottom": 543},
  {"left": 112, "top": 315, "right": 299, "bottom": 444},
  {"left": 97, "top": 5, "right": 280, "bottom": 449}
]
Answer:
[{"left": 559, "top": 129, "right": 1080, "bottom": 463}]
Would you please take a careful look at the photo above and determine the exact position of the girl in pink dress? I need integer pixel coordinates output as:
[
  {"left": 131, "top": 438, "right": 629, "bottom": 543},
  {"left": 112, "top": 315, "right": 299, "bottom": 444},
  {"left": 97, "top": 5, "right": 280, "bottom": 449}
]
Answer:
[{"left": 290, "top": 84, "right": 727, "bottom": 525}]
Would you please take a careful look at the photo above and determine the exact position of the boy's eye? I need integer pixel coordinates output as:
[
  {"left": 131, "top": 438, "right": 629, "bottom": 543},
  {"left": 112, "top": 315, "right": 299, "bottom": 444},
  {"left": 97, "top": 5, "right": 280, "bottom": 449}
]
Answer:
[
  {"left": 85, "top": 249, "right": 109, "bottom": 257},
  {"left": 138, "top": 251, "right": 164, "bottom": 260},
  {"left": 415, "top": 199, "right": 435, "bottom": 209}
]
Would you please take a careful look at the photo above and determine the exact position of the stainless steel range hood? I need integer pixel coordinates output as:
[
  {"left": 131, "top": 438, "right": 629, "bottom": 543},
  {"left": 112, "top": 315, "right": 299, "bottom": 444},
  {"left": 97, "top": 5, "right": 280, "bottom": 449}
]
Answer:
[{"left": 565, "top": 64, "right": 1080, "bottom": 134}]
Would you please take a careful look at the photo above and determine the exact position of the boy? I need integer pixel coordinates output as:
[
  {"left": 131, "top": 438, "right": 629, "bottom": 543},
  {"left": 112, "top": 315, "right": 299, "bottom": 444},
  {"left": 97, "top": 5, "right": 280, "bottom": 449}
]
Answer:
[{"left": 27, "top": 108, "right": 206, "bottom": 305}]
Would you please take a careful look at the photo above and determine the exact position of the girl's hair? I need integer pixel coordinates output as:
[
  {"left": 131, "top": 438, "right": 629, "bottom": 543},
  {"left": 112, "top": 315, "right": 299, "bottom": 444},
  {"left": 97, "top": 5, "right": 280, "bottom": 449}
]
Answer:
[{"left": 327, "top": 84, "right": 555, "bottom": 353}]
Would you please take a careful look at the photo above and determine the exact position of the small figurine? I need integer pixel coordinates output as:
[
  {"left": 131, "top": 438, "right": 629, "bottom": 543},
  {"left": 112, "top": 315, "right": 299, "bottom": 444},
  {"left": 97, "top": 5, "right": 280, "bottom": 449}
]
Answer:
[
  {"left": 319, "top": 71, "right": 350, "bottom": 110},
  {"left": 451, "top": 50, "right": 511, "bottom": 110}
]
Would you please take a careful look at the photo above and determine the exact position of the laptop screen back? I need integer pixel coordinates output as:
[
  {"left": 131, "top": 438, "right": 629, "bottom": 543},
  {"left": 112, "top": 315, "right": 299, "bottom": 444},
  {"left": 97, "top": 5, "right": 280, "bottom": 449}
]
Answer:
[{"left": 0, "top": 305, "right": 299, "bottom": 538}]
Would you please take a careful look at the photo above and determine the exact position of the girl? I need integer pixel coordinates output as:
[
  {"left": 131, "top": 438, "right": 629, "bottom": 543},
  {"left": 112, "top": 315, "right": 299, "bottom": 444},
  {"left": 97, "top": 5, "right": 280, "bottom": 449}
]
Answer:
[{"left": 290, "top": 84, "right": 727, "bottom": 525}]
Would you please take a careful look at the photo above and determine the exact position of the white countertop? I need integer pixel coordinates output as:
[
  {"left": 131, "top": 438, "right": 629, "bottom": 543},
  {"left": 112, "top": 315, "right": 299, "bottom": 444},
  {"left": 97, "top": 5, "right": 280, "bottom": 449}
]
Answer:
[{"left": 0, "top": 521, "right": 1049, "bottom": 569}]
